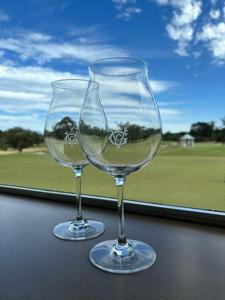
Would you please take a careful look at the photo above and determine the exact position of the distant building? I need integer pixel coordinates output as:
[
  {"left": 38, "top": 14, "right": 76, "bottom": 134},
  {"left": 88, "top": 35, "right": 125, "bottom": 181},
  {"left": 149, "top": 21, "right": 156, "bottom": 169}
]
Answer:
[{"left": 180, "top": 133, "right": 194, "bottom": 147}]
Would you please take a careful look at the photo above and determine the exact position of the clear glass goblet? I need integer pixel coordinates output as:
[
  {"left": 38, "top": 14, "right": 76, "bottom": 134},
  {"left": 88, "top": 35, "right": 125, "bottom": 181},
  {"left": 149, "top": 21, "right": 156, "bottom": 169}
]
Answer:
[
  {"left": 44, "top": 79, "right": 104, "bottom": 240},
  {"left": 80, "top": 58, "right": 162, "bottom": 273}
]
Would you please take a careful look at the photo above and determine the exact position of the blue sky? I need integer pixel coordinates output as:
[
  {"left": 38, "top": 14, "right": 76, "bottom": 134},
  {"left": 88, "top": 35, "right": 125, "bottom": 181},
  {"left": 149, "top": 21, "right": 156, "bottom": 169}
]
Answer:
[{"left": 0, "top": 0, "right": 224, "bottom": 133}]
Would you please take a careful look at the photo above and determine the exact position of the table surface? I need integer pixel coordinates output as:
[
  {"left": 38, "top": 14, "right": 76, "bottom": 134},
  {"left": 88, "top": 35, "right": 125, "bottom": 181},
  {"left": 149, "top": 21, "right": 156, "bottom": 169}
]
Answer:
[{"left": 0, "top": 194, "right": 225, "bottom": 300}]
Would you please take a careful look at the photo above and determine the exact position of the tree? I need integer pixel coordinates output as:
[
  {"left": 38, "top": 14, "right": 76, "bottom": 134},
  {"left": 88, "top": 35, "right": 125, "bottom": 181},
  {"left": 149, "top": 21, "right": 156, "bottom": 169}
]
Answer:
[
  {"left": 52, "top": 117, "right": 76, "bottom": 139},
  {"left": 162, "top": 131, "right": 185, "bottom": 142},
  {"left": 0, "top": 127, "right": 44, "bottom": 152},
  {"left": 222, "top": 117, "right": 225, "bottom": 127},
  {"left": 190, "top": 122, "right": 215, "bottom": 142},
  {"left": 215, "top": 117, "right": 225, "bottom": 144}
]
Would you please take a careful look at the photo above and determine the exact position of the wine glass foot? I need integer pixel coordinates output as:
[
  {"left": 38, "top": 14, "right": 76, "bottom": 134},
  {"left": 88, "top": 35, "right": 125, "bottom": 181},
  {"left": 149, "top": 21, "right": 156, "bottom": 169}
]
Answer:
[
  {"left": 53, "top": 220, "right": 105, "bottom": 240},
  {"left": 89, "top": 239, "right": 156, "bottom": 274}
]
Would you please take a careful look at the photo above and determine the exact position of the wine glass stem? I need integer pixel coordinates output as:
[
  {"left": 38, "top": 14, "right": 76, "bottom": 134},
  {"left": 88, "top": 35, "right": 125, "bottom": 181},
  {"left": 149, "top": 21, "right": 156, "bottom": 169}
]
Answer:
[
  {"left": 73, "top": 168, "right": 83, "bottom": 222},
  {"left": 115, "top": 176, "right": 126, "bottom": 245}
]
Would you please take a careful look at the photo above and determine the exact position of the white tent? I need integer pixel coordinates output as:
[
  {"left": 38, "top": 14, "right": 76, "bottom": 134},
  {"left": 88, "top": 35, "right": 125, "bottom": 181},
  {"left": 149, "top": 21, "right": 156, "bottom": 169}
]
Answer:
[{"left": 180, "top": 133, "right": 194, "bottom": 147}]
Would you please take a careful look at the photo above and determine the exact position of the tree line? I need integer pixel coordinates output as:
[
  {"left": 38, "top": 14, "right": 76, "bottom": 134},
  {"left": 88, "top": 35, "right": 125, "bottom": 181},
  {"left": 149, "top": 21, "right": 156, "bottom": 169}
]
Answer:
[
  {"left": 0, "top": 117, "right": 224, "bottom": 152},
  {"left": 0, "top": 127, "right": 44, "bottom": 152},
  {"left": 163, "top": 118, "right": 225, "bottom": 143}
]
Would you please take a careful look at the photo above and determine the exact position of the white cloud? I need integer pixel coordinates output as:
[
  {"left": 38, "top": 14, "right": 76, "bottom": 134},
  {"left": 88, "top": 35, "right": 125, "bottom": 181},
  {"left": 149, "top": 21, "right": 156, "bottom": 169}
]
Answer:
[
  {"left": 0, "top": 63, "right": 84, "bottom": 131},
  {"left": 159, "top": 108, "right": 184, "bottom": 116},
  {"left": 196, "top": 22, "right": 225, "bottom": 40},
  {"left": 25, "top": 32, "right": 52, "bottom": 42},
  {"left": 157, "top": 106, "right": 188, "bottom": 133},
  {"left": 196, "top": 22, "right": 225, "bottom": 63},
  {"left": 0, "top": 62, "right": 174, "bottom": 131},
  {"left": 158, "top": 100, "right": 190, "bottom": 106},
  {"left": 113, "top": 0, "right": 136, "bottom": 10},
  {"left": 152, "top": 0, "right": 169, "bottom": 5},
  {"left": 1, "top": 101, "right": 49, "bottom": 114},
  {"left": 112, "top": 0, "right": 142, "bottom": 20},
  {"left": 69, "top": 25, "right": 103, "bottom": 39},
  {"left": 162, "top": 122, "right": 191, "bottom": 132},
  {"left": 152, "top": 0, "right": 225, "bottom": 64},
  {"left": 166, "top": 23, "right": 194, "bottom": 56},
  {"left": 0, "top": 114, "right": 43, "bottom": 131},
  {"left": 150, "top": 80, "right": 174, "bottom": 93},
  {"left": 117, "top": 6, "right": 142, "bottom": 20},
  {"left": 0, "top": 9, "right": 10, "bottom": 22},
  {"left": 0, "top": 30, "right": 128, "bottom": 65},
  {"left": 0, "top": 63, "right": 83, "bottom": 94},
  {"left": 165, "top": 0, "right": 202, "bottom": 56},
  {"left": 172, "top": 0, "right": 202, "bottom": 26},
  {"left": 0, "top": 90, "right": 46, "bottom": 100},
  {"left": 95, "top": 78, "right": 174, "bottom": 97},
  {"left": 90, "top": 65, "right": 174, "bottom": 92},
  {"left": 192, "top": 51, "right": 201, "bottom": 58},
  {"left": 209, "top": 9, "right": 220, "bottom": 19}
]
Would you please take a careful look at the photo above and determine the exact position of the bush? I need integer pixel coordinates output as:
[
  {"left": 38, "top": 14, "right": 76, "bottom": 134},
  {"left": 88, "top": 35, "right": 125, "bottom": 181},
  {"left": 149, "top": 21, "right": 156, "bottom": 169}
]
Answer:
[{"left": 0, "top": 127, "right": 44, "bottom": 152}]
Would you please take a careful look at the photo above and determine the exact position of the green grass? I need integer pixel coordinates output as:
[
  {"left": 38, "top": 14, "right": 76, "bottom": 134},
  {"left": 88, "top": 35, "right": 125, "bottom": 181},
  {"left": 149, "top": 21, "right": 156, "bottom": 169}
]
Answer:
[
  {"left": 0, "top": 142, "right": 225, "bottom": 211},
  {"left": 159, "top": 142, "right": 225, "bottom": 156}
]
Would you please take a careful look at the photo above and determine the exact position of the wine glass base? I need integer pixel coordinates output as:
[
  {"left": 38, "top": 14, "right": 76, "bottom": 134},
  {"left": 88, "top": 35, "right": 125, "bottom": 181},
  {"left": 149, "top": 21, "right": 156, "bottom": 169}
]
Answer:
[
  {"left": 53, "top": 220, "right": 105, "bottom": 240},
  {"left": 89, "top": 239, "right": 156, "bottom": 274}
]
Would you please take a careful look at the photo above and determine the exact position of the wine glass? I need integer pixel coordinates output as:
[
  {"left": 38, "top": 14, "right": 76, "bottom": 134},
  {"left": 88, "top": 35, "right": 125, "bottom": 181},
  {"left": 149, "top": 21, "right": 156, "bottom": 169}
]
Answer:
[
  {"left": 44, "top": 79, "right": 104, "bottom": 240},
  {"left": 79, "top": 58, "right": 162, "bottom": 273}
]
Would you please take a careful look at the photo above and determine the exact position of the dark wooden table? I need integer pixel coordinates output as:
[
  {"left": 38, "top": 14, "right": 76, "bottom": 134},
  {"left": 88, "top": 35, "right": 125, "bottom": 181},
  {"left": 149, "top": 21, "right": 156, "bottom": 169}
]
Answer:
[{"left": 0, "top": 194, "right": 225, "bottom": 300}]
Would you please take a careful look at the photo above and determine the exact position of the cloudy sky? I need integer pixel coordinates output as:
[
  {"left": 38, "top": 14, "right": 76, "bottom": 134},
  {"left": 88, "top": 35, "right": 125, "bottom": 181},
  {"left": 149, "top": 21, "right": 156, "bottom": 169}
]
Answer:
[{"left": 0, "top": 0, "right": 224, "bottom": 133}]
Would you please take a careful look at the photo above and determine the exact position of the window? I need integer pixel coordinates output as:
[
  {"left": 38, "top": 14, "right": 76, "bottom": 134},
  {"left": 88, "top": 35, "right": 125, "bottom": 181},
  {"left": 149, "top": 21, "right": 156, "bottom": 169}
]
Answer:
[{"left": 0, "top": 1, "right": 225, "bottom": 213}]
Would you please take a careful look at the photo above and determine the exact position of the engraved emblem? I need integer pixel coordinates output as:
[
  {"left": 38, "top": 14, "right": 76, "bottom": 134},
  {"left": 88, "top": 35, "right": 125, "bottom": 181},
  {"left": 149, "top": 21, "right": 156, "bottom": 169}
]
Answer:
[
  {"left": 109, "top": 128, "right": 128, "bottom": 148},
  {"left": 65, "top": 126, "right": 78, "bottom": 145}
]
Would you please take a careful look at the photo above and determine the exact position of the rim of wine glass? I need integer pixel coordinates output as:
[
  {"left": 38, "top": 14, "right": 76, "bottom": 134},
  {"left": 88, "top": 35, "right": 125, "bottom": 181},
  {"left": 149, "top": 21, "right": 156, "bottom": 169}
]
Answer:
[
  {"left": 51, "top": 79, "right": 99, "bottom": 90},
  {"left": 89, "top": 57, "right": 148, "bottom": 77}
]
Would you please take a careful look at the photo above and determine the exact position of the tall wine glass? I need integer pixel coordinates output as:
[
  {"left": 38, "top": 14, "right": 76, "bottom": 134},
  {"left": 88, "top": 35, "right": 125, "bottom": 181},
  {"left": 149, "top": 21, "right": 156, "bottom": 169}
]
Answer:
[
  {"left": 44, "top": 79, "right": 104, "bottom": 240},
  {"left": 79, "top": 58, "right": 162, "bottom": 273}
]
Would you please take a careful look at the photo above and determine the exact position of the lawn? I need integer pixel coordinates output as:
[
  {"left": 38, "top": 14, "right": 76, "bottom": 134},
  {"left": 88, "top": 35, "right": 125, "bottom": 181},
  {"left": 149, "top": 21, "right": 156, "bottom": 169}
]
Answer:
[{"left": 0, "top": 142, "right": 225, "bottom": 211}]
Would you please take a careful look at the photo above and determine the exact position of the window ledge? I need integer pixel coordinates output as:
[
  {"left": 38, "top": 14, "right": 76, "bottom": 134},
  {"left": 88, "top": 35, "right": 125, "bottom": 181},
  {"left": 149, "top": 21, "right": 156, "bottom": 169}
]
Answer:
[
  {"left": 0, "top": 184, "right": 225, "bottom": 227},
  {"left": 0, "top": 192, "right": 225, "bottom": 300}
]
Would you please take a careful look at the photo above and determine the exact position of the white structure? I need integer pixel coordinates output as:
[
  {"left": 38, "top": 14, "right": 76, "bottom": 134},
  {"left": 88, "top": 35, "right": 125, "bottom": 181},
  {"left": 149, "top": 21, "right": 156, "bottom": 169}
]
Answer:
[{"left": 180, "top": 133, "right": 194, "bottom": 147}]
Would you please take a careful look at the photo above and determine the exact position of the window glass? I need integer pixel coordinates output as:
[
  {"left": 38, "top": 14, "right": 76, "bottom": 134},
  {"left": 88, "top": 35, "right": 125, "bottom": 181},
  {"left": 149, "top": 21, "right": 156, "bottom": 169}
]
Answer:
[{"left": 0, "top": 1, "right": 225, "bottom": 212}]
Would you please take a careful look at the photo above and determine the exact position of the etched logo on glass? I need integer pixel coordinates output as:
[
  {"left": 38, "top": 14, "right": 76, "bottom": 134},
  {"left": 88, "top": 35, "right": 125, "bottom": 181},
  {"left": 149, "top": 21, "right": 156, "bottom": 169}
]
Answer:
[
  {"left": 109, "top": 128, "right": 128, "bottom": 148},
  {"left": 65, "top": 126, "right": 78, "bottom": 145}
]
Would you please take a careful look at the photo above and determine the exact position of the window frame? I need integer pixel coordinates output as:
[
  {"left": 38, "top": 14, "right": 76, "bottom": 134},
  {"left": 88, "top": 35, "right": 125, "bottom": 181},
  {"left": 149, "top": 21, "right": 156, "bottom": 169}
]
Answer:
[{"left": 1, "top": 184, "right": 225, "bottom": 227}]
